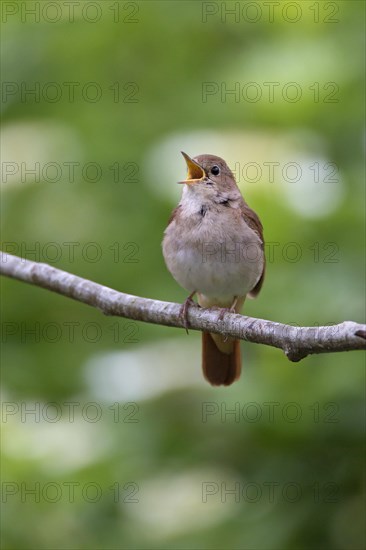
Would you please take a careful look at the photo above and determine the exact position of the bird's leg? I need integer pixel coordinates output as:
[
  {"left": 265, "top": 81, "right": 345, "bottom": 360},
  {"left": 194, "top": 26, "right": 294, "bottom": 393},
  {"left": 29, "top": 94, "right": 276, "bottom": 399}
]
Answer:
[
  {"left": 229, "top": 296, "right": 239, "bottom": 313},
  {"left": 217, "top": 296, "right": 239, "bottom": 341},
  {"left": 179, "top": 291, "right": 197, "bottom": 334},
  {"left": 217, "top": 296, "right": 239, "bottom": 322}
]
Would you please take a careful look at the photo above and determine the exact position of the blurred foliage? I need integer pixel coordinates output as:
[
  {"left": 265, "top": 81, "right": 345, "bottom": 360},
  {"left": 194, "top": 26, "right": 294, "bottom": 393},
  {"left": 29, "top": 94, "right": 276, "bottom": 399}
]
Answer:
[{"left": 1, "top": 1, "right": 365, "bottom": 549}]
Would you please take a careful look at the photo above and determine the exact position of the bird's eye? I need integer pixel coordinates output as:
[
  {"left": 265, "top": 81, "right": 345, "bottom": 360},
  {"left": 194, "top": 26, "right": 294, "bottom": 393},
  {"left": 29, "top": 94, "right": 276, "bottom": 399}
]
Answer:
[{"left": 211, "top": 165, "right": 220, "bottom": 176}]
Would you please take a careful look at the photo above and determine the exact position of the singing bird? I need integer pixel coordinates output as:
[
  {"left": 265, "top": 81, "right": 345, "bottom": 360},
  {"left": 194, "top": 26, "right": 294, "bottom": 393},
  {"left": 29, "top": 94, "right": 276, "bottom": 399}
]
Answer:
[{"left": 162, "top": 152, "right": 265, "bottom": 386}]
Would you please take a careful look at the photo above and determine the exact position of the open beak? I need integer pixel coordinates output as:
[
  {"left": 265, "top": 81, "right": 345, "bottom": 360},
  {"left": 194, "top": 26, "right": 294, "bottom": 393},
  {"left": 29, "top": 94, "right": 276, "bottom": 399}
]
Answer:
[{"left": 178, "top": 151, "right": 206, "bottom": 184}]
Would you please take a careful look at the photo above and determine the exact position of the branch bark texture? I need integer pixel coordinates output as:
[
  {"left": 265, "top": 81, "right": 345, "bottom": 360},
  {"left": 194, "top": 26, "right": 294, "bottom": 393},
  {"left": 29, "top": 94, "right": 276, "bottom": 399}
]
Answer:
[{"left": 1, "top": 252, "right": 365, "bottom": 362}]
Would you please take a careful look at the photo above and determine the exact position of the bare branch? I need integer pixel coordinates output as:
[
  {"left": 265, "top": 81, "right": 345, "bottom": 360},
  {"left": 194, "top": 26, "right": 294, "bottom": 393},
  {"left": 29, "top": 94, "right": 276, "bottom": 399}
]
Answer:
[{"left": 1, "top": 251, "right": 365, "bottom": 362}]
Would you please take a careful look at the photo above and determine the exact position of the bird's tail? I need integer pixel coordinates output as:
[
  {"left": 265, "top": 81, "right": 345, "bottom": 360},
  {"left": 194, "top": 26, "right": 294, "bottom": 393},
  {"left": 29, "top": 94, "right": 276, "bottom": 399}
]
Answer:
[
  {"left": 198, "top": 294, "right": 245, "bottom": 386},
  {"left": 202, "top": 332, "right": 241, "bottom": 386}
]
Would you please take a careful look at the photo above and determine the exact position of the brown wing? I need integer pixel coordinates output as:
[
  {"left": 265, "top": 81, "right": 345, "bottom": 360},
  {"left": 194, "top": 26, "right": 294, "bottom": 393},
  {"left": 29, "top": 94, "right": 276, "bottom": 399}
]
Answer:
[{"left": 241, "top": 201, "right": 265, "bottom": 298}]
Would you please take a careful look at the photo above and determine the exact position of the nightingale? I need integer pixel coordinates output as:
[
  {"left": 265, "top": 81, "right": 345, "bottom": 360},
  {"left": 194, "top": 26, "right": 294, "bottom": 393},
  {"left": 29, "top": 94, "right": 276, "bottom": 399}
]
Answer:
[{"left": 162, "top": 152, "right": 265, "bottom": 386}]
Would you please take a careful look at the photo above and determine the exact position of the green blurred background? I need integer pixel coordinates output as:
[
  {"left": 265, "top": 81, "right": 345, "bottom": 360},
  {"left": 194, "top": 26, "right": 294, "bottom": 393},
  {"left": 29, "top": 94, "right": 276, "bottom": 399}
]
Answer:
[{"left": 1, "top": 1, "right": 365, "bottom": 548}]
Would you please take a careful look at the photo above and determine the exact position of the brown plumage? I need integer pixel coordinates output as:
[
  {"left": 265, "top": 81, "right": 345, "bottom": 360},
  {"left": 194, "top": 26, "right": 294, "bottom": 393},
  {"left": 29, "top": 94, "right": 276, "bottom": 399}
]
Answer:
[
  {"left": 162, "top": 152, "right": 265, "bottom": 386},
  {"left": 202, "top": 333, "right": 241, "bottom": 386}
]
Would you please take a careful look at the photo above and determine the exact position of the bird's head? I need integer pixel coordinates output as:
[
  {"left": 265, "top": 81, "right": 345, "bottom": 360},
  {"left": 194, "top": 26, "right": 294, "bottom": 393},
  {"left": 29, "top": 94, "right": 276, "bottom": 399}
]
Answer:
[{"left": 179, "top": 152, "right": 238, "bottom": 196}]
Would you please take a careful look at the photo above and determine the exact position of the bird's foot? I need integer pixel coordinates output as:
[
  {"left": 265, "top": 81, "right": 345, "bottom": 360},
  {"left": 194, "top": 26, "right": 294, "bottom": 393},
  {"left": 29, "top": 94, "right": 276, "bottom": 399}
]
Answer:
[
  {"left": 216, "top": 297, "right": 239, "bottom": 341},
  {"left": 216, "top": 296, "right": 239, "bottom": 322},
  {"left": 217, "top": 307, "right": 228, "bottom": 322},
  {"left": 179, "top": 291, "right": 197, "bottom": 334}
]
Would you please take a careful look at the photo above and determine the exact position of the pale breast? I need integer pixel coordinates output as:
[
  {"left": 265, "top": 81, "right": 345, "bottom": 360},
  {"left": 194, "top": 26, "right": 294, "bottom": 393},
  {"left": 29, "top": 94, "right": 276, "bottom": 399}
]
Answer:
[{"left": 163, "top": 205, "right": 264, "bottom": 300}]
